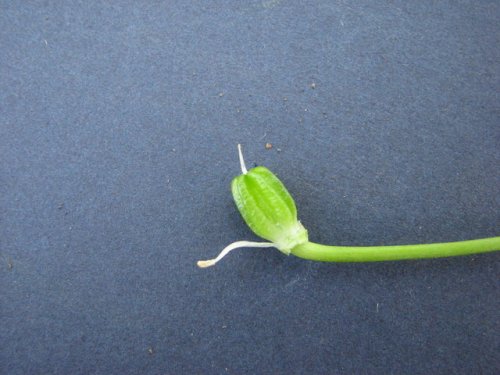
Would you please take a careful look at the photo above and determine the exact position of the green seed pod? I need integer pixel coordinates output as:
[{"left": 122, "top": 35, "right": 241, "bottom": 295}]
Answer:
[
  {"left": 197, "top": 145, "right": 309, "bottom": 268},
  {"left": 231, "top": 165, "right": 308, "bottom": 255}
]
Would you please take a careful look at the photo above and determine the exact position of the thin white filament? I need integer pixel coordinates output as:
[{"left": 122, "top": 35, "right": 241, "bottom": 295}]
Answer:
[
  {"left": 197, "top": 241, "right": 276, "bottom": 268},
  {"left": 237, "top": 143, "right": 248, "bottom": 174}
]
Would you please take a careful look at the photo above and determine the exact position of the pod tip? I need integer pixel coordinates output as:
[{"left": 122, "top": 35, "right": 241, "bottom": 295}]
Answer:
[{"left": 237, "top": 144, "right": 248, "bottom": 174}]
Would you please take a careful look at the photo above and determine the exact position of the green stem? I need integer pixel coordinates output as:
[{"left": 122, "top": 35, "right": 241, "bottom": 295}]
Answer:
[{"left": 291, "top": 237, "right": 500, "bottom": 262}]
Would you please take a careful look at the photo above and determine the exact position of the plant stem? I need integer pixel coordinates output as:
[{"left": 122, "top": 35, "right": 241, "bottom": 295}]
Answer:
[{"left": 291, "top": 237, "right": 500, "bottom": 262}]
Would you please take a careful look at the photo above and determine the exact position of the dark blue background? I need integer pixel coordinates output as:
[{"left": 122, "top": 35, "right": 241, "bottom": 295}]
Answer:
[{"left": 1, "top": 1, "right": 499, "bottom": 374}]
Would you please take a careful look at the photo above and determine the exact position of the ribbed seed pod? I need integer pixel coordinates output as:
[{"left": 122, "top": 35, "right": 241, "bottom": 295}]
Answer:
[{"left": 231, "top": 166, "right": 308, "bottom": 254}]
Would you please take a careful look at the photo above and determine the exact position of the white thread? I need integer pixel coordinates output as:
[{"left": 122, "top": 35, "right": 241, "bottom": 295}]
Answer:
[
  {"left": 237, "top": 144, "right": 248, "bottom": 174},
  {"left": 197, "top": 241, "right": 275, "bottom": 268}
]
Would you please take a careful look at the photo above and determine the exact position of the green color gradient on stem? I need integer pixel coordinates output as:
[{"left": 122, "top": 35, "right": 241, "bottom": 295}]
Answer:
[{"left": 291, "top": 237, "right": 500, "bottom": 262}]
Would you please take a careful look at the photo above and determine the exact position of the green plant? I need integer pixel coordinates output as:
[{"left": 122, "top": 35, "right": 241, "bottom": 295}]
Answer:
[{"left": 197, "top": 145, "right": 500, "bottom": 267}]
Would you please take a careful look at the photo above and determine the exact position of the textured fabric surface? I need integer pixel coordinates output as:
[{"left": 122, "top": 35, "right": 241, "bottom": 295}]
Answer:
[{"left": 1, "top": 1, "right": 499, "bottom": 374}]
